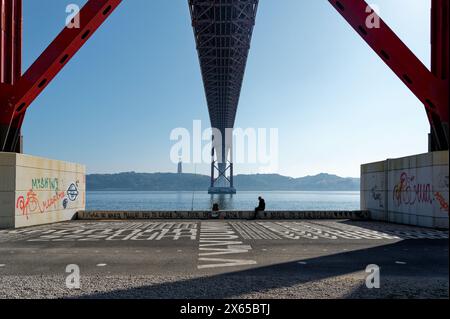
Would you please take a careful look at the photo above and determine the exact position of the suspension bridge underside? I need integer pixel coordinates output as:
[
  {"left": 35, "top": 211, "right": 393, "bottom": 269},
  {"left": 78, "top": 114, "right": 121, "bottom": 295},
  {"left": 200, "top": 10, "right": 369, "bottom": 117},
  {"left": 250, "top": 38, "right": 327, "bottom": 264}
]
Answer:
[
  {"left": 0, "top": 0, "right": 447, "bottom": 197},
  {"left": 189, "top": 0, "right": 259, "bottom": 194}
]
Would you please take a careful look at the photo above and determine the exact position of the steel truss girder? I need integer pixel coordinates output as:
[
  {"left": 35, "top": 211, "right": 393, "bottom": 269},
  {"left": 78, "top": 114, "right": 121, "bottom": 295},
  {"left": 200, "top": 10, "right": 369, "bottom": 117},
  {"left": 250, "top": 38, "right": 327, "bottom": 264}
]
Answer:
[
  {"left": 329, "top": 0, "right": 449, "bottom": 150},
  {"left": 189, "top": 0, "right": 258, "bottom": 132},
  {"left": 0, "top": 0, "right": 122, "bottom": 152}
]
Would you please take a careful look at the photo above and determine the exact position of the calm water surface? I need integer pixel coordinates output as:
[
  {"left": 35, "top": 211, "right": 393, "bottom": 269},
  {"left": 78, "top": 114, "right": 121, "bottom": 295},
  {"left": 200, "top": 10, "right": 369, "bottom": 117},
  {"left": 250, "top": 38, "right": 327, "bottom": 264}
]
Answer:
[{"left": 86, "top": 191, "right": 360, "bottom": 211}]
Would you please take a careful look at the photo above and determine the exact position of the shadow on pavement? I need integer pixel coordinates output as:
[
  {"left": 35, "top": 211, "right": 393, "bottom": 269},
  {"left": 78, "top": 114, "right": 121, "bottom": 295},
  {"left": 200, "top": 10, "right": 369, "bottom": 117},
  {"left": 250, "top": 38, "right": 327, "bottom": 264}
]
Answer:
[{"left": 75, "top": 239, "right": 448, "bottom": 299}]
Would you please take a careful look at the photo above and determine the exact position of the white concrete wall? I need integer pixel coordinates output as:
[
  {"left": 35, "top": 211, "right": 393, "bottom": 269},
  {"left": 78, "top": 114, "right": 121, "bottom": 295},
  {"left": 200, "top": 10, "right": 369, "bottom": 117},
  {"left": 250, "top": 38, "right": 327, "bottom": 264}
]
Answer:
[
  {"left": 361, "top": 151, "right": 449, "bottom": 229},
  {"left": 0, "top": 152, "right": 85, "bottom": 229}
]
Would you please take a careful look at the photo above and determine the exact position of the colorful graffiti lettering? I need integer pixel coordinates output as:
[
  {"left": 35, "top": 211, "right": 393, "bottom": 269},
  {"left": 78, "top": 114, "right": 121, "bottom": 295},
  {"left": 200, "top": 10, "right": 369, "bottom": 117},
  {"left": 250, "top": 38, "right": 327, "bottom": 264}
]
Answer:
[
  {"left": 393, "top": 172, "right": 433, "bottom": 206},
  {"left": 42, "top": 191, "right": 66, "bottom": 212},
  {"left": 16, "top": 190, "right": 43, "bottom": 219},
  {"left": 15, "top": 179, "right": 82, "bottom": 220},
  {"left": 16, "top": 190, "right": 66, "bottom": 220},
  {"left": 434, "top": 192, "right": 449, "bottom": 212},
  {"left": 32, "top": 178, "right": 59, "bottom": 191}
]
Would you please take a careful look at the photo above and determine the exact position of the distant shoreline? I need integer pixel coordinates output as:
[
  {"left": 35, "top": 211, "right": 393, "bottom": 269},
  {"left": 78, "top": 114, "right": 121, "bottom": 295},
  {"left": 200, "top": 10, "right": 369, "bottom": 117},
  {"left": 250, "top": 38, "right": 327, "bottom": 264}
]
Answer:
[{"left": 87, "top": 172, "right": 360, "bottom": 192}]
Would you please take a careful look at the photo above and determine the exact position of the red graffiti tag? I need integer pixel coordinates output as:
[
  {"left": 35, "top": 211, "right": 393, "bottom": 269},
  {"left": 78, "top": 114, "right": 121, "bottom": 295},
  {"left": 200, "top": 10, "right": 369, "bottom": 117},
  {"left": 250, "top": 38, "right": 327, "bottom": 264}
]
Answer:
[
  {"left": 393, "top": 172, "right": 433, "bottom": 206},
  {"left": 16, "top": 190, "right": 43, "bottom": 220},
  {"left": 42, "top": 191, "right": 66, "bottom": 211},
  {"left": 434, "top": 192, "right": 449, "bottom": 212},
  {"left": 16, "top": 190, "right": 66, "bottom": 220}
]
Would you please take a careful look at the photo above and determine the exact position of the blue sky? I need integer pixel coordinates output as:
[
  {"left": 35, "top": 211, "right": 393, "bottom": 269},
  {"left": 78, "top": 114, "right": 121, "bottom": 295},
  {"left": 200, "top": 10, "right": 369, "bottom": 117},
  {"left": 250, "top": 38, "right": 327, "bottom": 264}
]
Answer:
[{"left": 22, "top": 0, "right": 430, "bottom": 178}]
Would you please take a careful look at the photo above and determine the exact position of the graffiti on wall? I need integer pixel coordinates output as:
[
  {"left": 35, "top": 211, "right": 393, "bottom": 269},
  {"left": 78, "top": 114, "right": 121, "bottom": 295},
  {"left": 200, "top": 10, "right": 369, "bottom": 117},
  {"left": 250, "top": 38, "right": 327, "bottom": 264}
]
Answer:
[
  {"left": 438, "top": 175, "right": 449, "bottom": 189},
  {"left": 32, "top": 178, "right": 59, "bottom": 191},
  {"left": 16, "top": 180, "right": 81, "bottom": 219},
  {"left": 434, "top": 192, "right": 449, "bottom": 212},
  {"left": 392, "top": 172, "right": 433, "bottom": 206},
  {"left": 67, "top": 183, "right": 79, "bottom": 201},
  {"left": 436, "top": 174, "right": 449, "bottom": 212},
  {"left": 371, "top": 186, "right": 383, "bottom": 208},
  {"left": 391, "top": 172, "right": 449, "bottom": 213}
]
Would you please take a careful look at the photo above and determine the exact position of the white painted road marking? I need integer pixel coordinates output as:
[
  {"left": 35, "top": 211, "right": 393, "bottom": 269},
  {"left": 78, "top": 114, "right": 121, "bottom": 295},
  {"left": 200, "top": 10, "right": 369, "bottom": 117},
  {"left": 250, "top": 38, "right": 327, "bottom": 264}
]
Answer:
[
  {"left": 0, "top": 221, "right": 447, "bottom": 243},
  {"left": 198, "top": 222, "right": 256, "bottom": 269},
  {"left": 198, "top": 258, "right": 257, "bottom": 269},
  {"left": 96, "top": 263, "right": 107, "bottom": 267}
]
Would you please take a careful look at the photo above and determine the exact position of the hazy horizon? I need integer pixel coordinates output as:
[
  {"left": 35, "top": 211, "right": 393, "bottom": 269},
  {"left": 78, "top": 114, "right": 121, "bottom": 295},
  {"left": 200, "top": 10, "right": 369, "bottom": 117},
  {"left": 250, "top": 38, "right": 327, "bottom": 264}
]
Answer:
[{"left": 87, "top": 171, "right": 360, "bottom": 179}]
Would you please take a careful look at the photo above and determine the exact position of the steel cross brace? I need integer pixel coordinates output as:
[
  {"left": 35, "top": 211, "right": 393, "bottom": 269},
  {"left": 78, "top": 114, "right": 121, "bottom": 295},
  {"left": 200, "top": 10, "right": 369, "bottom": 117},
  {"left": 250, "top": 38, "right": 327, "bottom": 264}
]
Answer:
[
  {"left": 329, "top": 0, "right": 449, "bottom": 150},
  {"left": 0, "top": 0, "right": 122, "bottom": 152},
  {"left": 212, "top": 161, "right": 232, "bottom": 184}
]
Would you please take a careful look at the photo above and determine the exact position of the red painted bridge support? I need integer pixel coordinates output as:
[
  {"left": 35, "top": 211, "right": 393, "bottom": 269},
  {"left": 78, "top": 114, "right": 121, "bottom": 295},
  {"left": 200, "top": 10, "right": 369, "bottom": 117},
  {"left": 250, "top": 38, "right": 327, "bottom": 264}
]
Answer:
[
  {"left": 0, "top": 0, "right": 121, "bottom": 153},
  {"left": 1, "top": 1, "right": 445, "bottom": 153},
  {"left": 329, "top": 0, "right": 449, "bottom": 151},
  {"left": 0, "top": 0, "right": 22, "bottom": 152},
  {"left": 430, "top": 0, "right": 449, "bottom": 151}
]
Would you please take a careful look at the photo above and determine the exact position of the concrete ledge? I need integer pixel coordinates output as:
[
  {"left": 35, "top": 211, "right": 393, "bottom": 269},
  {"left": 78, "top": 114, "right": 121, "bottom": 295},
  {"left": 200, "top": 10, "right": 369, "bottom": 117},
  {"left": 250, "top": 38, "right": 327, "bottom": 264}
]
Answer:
[{"left": 77, "top": 210, "right": 370, "bottom": 220}]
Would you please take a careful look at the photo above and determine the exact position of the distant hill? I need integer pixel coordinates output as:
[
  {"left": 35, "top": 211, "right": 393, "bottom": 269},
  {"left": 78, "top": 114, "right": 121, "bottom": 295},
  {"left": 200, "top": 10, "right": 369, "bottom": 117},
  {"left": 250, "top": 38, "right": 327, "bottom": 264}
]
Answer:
[{"left": 87, "top": 172, "right": 359, "bottom": 191}]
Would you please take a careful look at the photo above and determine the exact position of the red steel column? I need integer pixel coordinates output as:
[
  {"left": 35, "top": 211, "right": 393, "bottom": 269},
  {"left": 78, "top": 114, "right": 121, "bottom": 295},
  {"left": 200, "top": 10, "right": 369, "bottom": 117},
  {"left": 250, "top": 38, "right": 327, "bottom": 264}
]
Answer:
[
  {"left": 0, "top": 0, "right": 22, "bottom": 152},
  {"left": 429, "top": 0, "right": 449, "bottom": 151},
  {"left": 0, "top": 0, "right": 21, "bottom": 85}
]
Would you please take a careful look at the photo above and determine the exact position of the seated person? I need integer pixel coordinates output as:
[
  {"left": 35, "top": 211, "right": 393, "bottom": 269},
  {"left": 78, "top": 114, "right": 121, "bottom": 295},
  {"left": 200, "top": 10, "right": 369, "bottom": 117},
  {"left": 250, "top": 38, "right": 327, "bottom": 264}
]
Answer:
[
  {"left": 254, "top": 196, "right": 265, "bottom": 219},
  {"left": 211, "top": 203, "right": 220, "bottom": 218}
]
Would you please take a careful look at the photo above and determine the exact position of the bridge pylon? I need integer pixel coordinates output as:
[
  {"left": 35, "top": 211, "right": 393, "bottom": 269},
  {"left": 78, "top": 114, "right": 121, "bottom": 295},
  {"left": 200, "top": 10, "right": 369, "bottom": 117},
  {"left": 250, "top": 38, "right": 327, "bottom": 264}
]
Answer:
[{"left": 208, "top": 132, "right": 236, "bottom": 195}]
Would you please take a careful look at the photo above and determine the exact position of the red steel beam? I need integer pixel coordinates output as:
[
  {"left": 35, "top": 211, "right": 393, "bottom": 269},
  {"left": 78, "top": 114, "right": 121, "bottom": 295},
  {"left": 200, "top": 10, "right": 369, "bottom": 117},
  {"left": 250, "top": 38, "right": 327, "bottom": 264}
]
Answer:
[
  {"left": 0, "top": 0, "right": 121, "bottom": 151},
  {"left": 432, "top": 0, "right": 449, "bottom": 95},
  {"left": 329, "top": 0, "right": 449, "bottom": 141},
  {"left": 0, "top": 0, "right": 22, "bottom": 85}
]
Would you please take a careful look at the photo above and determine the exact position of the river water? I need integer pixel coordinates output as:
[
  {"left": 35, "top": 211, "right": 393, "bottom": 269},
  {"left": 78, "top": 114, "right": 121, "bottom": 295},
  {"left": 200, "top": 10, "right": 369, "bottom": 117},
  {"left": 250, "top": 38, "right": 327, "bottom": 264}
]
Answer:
[{"left": 86, "top": 191, "right": 360, "bottom": 211}]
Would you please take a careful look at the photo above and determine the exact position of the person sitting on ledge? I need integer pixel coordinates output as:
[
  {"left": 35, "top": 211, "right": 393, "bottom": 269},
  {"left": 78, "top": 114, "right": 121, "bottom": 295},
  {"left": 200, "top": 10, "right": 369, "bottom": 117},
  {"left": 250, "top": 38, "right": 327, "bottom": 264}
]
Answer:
[
  {"left": 211, "top": 203, "right": 220, "bottom": 219},
  {"left": 254, "top": 196, "right": 265, "bottom": 219}
]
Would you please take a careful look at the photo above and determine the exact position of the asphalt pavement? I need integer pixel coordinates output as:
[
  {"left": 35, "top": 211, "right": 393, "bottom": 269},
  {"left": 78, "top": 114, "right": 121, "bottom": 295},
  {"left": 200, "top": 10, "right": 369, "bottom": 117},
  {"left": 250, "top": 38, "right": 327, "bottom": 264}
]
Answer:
[{"left": 0, "top": 219, "right": 448, "bottom": 299}]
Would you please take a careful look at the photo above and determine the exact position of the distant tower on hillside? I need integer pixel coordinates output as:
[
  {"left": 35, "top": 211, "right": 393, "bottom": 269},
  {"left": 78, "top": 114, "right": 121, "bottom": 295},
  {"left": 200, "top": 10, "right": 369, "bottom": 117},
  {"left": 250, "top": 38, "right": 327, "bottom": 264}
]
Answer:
[{"left": 177, "top": 159, "right": 183, "bottom": 174}]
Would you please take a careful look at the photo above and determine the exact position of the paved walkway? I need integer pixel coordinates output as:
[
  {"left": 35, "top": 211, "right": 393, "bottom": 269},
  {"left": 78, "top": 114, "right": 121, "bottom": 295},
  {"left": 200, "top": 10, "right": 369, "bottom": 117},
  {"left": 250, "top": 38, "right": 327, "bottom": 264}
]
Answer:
[{"left": 0, "top": 220, "right": 448, "bottom": 299}]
